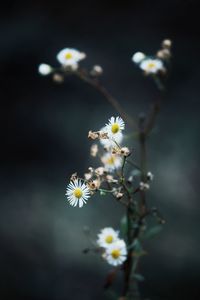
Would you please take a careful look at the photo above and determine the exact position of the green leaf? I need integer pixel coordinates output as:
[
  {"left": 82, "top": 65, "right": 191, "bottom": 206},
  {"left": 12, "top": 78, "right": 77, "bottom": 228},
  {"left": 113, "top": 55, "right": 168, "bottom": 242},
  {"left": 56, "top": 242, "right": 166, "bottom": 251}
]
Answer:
[{"left": 142, "top": 225, "right": 163, "bottom": 240}]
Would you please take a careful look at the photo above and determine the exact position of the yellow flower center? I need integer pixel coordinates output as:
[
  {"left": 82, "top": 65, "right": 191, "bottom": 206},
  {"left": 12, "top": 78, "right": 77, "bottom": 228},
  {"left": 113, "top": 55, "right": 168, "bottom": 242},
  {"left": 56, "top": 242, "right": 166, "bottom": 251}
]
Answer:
[
  {"left": 111, "top": 123, "right": 120, "bottom": 134},
  {"left": 147, "top": 62, "right": 156, "bottom": 69},
  {"left": 107, "top": 156, "right": 115, "bottom": 165},
  {"left": 73, "top": 188, "right": 83, "bottom": 199},
  {"left": 111, "top": 249, "right": 121, "bottom": 259},
  {"left": 105, "top": 235, "right": 113, "bottom": 244},
  {"left": 65, "top": 52, "right": 73, "bottom": 59}
]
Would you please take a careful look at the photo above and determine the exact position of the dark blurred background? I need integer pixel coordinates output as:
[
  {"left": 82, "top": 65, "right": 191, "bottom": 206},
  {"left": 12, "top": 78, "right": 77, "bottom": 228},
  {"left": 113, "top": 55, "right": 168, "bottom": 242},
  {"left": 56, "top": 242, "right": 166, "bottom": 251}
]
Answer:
[{"left": 0, "top": 0, "right": 199, "bottom": 299}]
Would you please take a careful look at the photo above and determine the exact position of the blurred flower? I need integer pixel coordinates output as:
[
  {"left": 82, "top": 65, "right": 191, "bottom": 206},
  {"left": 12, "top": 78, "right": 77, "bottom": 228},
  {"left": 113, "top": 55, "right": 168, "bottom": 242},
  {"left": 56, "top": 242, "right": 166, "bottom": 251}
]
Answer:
[
  {"left": 66, "top": 179, "right": 90, "bottom": 207},
  {"left": 104, "top": 239, "right": 127, "bottom": 266},
  {"left": 90, "top": 144, "right": 98, "bottom": 157},
  {"left": 147, "top": 171, "right": 154, "bottom": 181},
  {"left": 101, "top": 153, "right": 122, "bottom": 172},
  {"left": 140, "top": 58, "right": 164, "bottom": 74},
  {"left": 97, "top": 227, "right": 119, "bottom": 248},
  {"left": 90, "top": 65, "right": 103, "bottom": 76},
  {"left": 57, "top": 48, "right": 86, "bottom": 68},
  {"left": 140, "top": 182, "right": 150, "bottom": 191},
  {"left": 132, "top": 52, "right": 146, "bottom": 64},
  {"left": 87, "top": 179, "right": 101, "bottom": 191},
  {"left": 95, "top": 167, "right": 105, "bottom": 176},
  {"left": 38, "top": 63, "right": 52, "bottom": 75}
]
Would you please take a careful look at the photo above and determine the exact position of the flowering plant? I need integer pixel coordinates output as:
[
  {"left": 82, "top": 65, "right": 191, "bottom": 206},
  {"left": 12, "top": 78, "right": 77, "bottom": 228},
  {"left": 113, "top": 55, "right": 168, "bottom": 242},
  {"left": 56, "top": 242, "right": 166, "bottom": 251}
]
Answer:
[{"left": 39, "top": 39, "right": 172, "bottom": 299}]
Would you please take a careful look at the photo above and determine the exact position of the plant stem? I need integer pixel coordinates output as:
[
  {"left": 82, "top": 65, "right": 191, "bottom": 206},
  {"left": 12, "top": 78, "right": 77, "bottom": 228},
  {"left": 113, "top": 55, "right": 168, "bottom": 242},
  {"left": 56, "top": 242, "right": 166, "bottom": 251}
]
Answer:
[{"left": 77, "top": 69, "right": 136, "bottom": 129}]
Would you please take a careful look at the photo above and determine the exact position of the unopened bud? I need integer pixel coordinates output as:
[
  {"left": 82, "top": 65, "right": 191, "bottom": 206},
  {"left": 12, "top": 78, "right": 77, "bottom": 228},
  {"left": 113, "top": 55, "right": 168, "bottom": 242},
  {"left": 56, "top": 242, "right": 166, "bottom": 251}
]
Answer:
[
  {"left": 90, "top": 65, "right": 103, "bottom": 76},
  {"left": 53, "top": 73, "right": 64, "bottom": 83},
  {"left": 162, "top": 39, "right": 172, "bottom": 49}
]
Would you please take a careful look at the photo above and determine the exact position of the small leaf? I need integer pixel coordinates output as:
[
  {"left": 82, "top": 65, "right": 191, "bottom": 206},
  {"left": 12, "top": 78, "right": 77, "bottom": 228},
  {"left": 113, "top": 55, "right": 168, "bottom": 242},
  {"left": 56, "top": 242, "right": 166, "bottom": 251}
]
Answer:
[{"left": 142, "top": 225, "right": 163, "bottom": 240}]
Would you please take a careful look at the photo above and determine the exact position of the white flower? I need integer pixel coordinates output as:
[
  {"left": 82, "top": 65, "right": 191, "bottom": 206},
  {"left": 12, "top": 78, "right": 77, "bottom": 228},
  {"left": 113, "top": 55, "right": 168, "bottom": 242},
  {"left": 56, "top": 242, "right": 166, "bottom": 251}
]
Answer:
[
  {"left": 132, "top": 52, "right": 146, "bottom": 64},
  {"left": 99, "top": 126, "right": 123, "bottom": 148},
  {"left": 104, "top": 239, "right": 127, "bottom": 266},
  {"left": 101, "top": 153, "right": 122, "bottom": 172},
  {"left": 97, "top": 227, "right": 119, "bottom": 248},
  {"left": 140, "top": 58, "right": 164, "bottom": 74},
  {"left": 57, "top": 48, "right": 86, "bottom": 68},
  {"left": 65, "top": 179, "right": 90, "bottom": 207},
  {"left": 38, "top": 63, "right": 52, "bottom": 75},
  {"left": 140, "top": 182, "right": 150, "bottom": 191}
]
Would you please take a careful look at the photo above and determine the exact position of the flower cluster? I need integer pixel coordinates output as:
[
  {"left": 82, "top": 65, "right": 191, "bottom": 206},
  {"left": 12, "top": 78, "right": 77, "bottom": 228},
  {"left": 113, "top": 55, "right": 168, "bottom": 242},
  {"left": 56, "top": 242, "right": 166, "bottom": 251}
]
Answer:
[
  {"left": 97, "top": 227, "right": 127, "bottom": 266},
  {"left": 38, "top": 47, "right": 103, "bottom": 83},
  {"left": 132, "top": 39, "right": 172, "bottom": 76},
  {"left": 65, "top": 116, "right": 132, "bottom": 207}
]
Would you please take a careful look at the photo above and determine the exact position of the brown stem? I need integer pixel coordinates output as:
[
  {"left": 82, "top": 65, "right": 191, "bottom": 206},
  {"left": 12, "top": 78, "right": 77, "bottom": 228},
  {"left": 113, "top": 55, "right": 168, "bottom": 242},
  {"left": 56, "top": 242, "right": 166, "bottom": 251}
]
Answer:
[{"left": 77, "top": 69, "right": 136, "bottom": 129}]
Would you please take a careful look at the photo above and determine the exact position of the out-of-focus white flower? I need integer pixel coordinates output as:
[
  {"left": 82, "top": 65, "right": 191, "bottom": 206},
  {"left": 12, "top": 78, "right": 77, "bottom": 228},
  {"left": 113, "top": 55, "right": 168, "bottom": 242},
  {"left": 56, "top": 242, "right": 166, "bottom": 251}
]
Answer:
[
  {"left": 90, "top": 144, "right": 98, "bottom": 157},
  {"left": 101, "top": 153, "right": 122, "bottom": 172},
  {"left": 57, "top": 48, "right": 86, "bottom": 68},
  {"left": 140, "top": 182, "right": 150, "bottom": 191},
  {"left": 97, "top": 227, "right": 119, "bottom": 248},
  {"left": 104, "top": 239, "right": 127, "bottom": 266},
  {"left": 147, "top": 171, "right": 154, "bottom": 181},
  {"left": 132, "top": 52, "right": 146, "bottom": 64},
  {"left": 139, "top": 58, "right": 164, "bottom": 74},
  {"left": 38, "top": 63, "right": 52, "bottom": 75},
  {"left": 65, "top": 179, "right": 90, "bottom": 207},
  {"left": 100, "top": 126, "right": 123, "bottom": 147}
]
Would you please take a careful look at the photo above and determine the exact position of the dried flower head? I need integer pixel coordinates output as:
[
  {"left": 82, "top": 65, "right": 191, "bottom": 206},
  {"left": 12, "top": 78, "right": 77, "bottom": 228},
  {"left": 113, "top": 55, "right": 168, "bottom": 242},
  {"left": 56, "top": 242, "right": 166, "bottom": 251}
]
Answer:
[
  {"left": 53, "top": 73, "right": 64, "bottom": 83},
  {"left": 88, "top": 130, "right": 99, "bottom": 140},
  {"left": 87, "top": 179, "right": 101, "bottom": 191},
  {"left": 88, "top": 130, "right": 108, "bottom": 140},
  {"left": 95, "top": 167, "right": 105, "bottom": 176},
  {"left": 90, "top": 144, "right": 98, "bottom": 157},
  {"left": 70, "top": 172, "right": 78, "bottom": 181},
  {"left": 120, "top": 147, "right": 131, "bottom": 157}
]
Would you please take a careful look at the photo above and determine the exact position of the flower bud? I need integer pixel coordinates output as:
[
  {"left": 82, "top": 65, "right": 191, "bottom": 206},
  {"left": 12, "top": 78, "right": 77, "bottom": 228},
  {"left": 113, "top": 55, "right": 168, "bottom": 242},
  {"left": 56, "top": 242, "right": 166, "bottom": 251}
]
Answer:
[
  {"left": 38, "top": 63, "right": 52, "bottom": 76},
  {"left": 90, "top": 65, "right": 103, "bottom": 76},
  {"left": 53, "top": 73, "right": 64, "bottom": 83},
  {"left": 132, "top": 52, "right": 146, "bottom": 64},
  {"left": 162, "top": 39, "right": 172, "bottom": 49}
]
